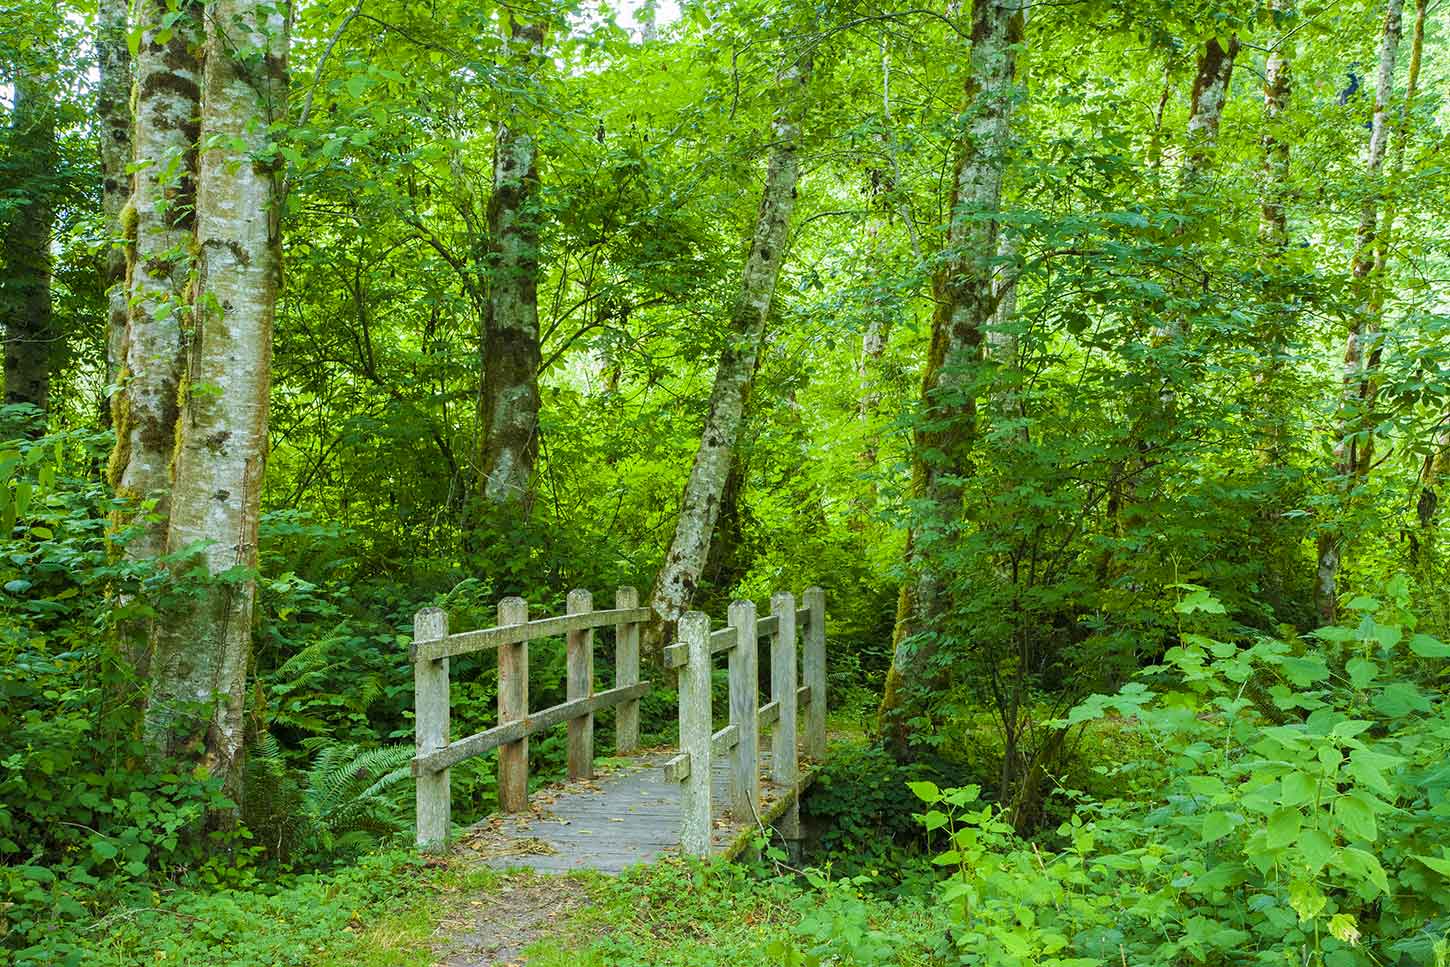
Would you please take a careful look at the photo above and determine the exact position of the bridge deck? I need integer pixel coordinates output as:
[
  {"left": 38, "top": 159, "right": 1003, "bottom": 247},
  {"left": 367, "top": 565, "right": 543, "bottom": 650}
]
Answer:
[{"left": 457, "top": 743, "right": 817, "bottom": 873}]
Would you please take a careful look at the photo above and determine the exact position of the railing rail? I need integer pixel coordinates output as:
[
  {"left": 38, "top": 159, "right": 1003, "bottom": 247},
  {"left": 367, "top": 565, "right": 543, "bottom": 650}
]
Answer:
[
  {"left": 411, "top": 586, "right": 649, "bottom": 848},
  {"left": 410, "top": 584, "right": 826, "bottom": 854}
]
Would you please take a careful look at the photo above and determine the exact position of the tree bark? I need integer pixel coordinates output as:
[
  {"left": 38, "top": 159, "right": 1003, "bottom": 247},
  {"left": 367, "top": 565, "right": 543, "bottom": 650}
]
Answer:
[
  {"left": 1182, "top": 37, "right": 1238, "bottom": 188},
  {"left": 645, "top": 53, "right": 813, "bottom": 652},
  {"left": 478, "top": 17, "right": 546, "bottom": 513},
  {"left": 98, "top": 0, "right": 133, "bottom": 390},
  {"left": 878, "top": 0, "right": 1024, "bottom": 751},
  {"left": 1256, "top": 1, "right": 1294, "bottom": 463},
  {"left": 144, "top": 0, "right": 288, "bottom": 818},
  {"left": 1, "top": 75, "right": 57, "bottom": 420},
  {"left": 108, "top": 0, "right": 202, "bottom": 675},
  {"left": 1315, "top": 0, "right": 1403, "bottom": 624}
]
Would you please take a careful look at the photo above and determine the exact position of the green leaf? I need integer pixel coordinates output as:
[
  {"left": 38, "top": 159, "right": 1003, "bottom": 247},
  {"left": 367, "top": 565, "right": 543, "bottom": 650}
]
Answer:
[
  {"left": 1299, "top": 829, "right": 1334, "bottom": 873},
  {"left": 1289, "top": 879, "right": 1327, "bottom": 921},
  {"left": 1335, "top": 793, "right": 1377, "bottom": 842},
  {"left": 1201, "top": 811, "right": 1235, "bottom": 843},
  {"left": 1346, "top": 657, "right": 1379, "bottom": 688},
  {"left": 1176, "top": 589, "right": 1226, "bottom": 614},
  {"left": 1266, "top": 807, "right": 1301, "bottom": 849},
  {"left": 1413, "top": 854, "right": 1450, "bottom": 877},
  {"left": 1281, "top": 656, "right": 1329, "bottom": 686},
  {"left": 1372, "top": 682, "right": 1432, "bottom": 718},
  {"left": 1409, "top": 634, "right": 1450, "bottom": 658},
  {"left": 1281, "top": 771, "right": 1317, "bottom": 806},
  {"left": 907, "top": 781, "right": 941, "bottom": 804}
]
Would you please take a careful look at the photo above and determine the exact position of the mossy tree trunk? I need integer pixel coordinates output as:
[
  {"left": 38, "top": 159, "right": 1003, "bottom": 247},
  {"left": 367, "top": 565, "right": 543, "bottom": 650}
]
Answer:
[
  {"left": 645, "top": 52, "right": 812, "bottom": 656},
  {"left": 98, "top": 0, "right": 133, "bottom": 392},
  {"left": 1, "top": 75, "right": 57, "bottom": 421},
  {"left": 478, "top": 16, "right": 546, "bottom": 516},
  {"left": 878, "top": 0, "right": 1023, "bottom": 754},
  {"left": 108, "top": 0, "right": 203, "bottom": 676},
  {"left": 144, "top": 0, "right": 289, "bottom": 821}
]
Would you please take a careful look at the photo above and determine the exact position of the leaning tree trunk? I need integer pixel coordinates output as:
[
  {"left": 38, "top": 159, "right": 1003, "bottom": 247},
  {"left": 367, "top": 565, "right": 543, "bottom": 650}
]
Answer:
[
  {"left": 1315, "top": 0, "right": 1403, "bottom": 625},
  {"left": 144, "top": 0, "right": 288, "bottom": 820},
  {"left": 878, "top": 0, "right": 1024, "bottom": 753},
  {"left": 1256, "top": 0, "right": 1294, "bottom": 463},
  {"left": 98, "top": 0, "right": 133, "bottom": 390},
  {"left": 645, "top": 53, "right": 813, "bottom": 652},
  {"left": 1, "top": 75, "right": 57, "bottom": 420},
  {"left": 478, "top": 17, "right": 546, "bottom": 514},
  {"left": 108, "top": 0, "right": 202, "bottom": 675}
]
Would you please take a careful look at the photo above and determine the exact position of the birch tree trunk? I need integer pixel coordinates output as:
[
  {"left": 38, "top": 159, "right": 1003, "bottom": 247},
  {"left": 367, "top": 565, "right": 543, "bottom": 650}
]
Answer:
[
  {"left": 878, "top": 0, "right": 1024, "bottom": 750},
  {"left": 1181, "top": 37, "right": 1238, "bottom": 188},
  {"left": 1257, "top": 0, "right": 1294, "bottom": 463},
  {"left": 1315, "top": 0, "right": 1403, "bottom": 624},
  {"left": 478, "top": 17, "right": 546, "bottom": 513},
  {"left": 144, "top": 0, "right": 288, "bottom": 817},
  {"left": 98, "top": 0, "right": 133, "bottom": 389},
  {"left": 1, "top": 75, "right": 57, "bottom": 419},
  {"left": 108, "top": 0, "right": 202, "bottom": 674},
  {"left": 645, "top": 53, "right": 812, "bottom": 651}
]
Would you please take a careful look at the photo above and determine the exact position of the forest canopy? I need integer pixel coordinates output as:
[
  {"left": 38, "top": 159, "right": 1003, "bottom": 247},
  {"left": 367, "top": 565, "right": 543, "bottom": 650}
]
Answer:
[{"left": 3, "top": 0, "right": 1450, "bottom": 963}]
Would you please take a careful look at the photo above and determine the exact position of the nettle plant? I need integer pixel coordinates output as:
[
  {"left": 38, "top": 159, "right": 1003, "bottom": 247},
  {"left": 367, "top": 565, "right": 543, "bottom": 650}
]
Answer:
[{"left": 910, "top": 579, "right": 1450, "bottom": 966}]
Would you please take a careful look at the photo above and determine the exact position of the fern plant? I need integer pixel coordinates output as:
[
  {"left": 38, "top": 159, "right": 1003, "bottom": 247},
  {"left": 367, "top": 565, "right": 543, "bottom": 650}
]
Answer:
[{"left": 243, "top": 735, "right": 414, "bottom": 866}]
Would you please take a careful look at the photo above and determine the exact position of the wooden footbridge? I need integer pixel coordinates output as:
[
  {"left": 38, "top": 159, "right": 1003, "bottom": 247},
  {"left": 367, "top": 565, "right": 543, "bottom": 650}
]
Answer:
[{"left": 408, "top": 587, "right": 828, "bottom": 870}]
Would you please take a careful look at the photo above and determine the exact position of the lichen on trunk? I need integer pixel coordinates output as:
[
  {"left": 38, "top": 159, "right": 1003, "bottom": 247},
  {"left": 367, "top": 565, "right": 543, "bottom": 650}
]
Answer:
[
  {"left": 645, "top": 51, "right": 813, "bottom": 654},
  {"left": 143, "top": 0, "right": 289, "bottom": 820}
]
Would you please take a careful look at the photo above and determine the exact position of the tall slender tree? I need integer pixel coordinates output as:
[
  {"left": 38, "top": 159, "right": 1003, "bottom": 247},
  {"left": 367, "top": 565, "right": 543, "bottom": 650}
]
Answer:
[
  {"left": 878, "top": 0, "right": 1025, "bottom": 750},
  {"left": 98, "top": 0, "right": 133, "bottom": 388},
  {"left": 646, "top": 45, "right": 813, "bottom": 651},
  {"left": 1316, "top": 0, "right": 1403, "bottom": 624},
  {"left": 1, "top": 74, "right": 57, "bottom": 418},
  {"left": 478, "top": 15, "right": 547, "bottom": 514},
  {"left": 144, "top": 0, "right": 289, "bottom": 816}
]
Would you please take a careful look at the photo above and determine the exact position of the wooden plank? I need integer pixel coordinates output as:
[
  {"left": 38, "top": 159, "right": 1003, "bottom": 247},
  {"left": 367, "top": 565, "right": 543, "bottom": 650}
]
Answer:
[
  {"left": 770, "top": 591, "right": 800, "bottom": 839},
  {"left": 677, "top": 611, "right": 712, "bottom": 857},
  {"left": 413, "top": 682, "right": 651, "bottom": 775},
  {"left": 711, "top": 722, "right": 740, "bottom": 754},
  {"left": 413, "top": 607, "right": 450, "bottom": 849},
  {"left": 662, "top": 751, "right": 690, "bottom": 782},
  {"left": 795, "top": 606, "right": 811, "bottom": 629},
  {"left": 663, "top": 642, "right": 686, "bottom": 669},
  {"left": 756, "top": 614, "right": 779, "bottom": 637},
  {"left": 757, "top": 699, "right": 780, "bottom": 728},
  {"left": 411, "top": 606, "right": 653, "bottom": 661},
  {"left": 710, "top": 625, "right": 736, "bottom": 654},
  {"left": 727, "top": 599, "right": 759, "bottom": 821},
  {"left": 797, "top": 683, "right": 811, "bottom": 704},
  {"left": 567, "top": 589, "right": 594, "bottom": 780},
  {"left": 803, "top": 586, "right": 827, "bottom": 759},
  {"left": 615, "top": 586, "right": 641, "bottom": 754},
  {"left": 497, "top": 596, "right": 530, "bottom": 812}
]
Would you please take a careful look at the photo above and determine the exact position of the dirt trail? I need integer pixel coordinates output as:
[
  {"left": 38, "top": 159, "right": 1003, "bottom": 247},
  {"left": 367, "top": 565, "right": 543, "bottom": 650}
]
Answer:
[{"left": 430, "top": 872, "right": 590, "bottom": 967}]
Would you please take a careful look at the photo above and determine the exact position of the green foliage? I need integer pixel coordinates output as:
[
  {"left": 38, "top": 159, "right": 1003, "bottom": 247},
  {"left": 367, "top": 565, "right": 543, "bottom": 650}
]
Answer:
[{"left": 894, "top": 584, "right": 1450, "bottom": 965}]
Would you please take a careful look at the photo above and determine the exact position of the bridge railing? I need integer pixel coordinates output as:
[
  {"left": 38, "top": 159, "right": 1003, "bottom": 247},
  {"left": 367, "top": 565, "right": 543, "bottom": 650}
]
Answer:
[
  {"left": 409, "top": 586, "right": 650, "bottom": 848},
  {"left": 662, "top": 587, "right": 826, "bottom": 856},
  {"left": 408, "top": 585, "right": 825, "bottom": 853}
]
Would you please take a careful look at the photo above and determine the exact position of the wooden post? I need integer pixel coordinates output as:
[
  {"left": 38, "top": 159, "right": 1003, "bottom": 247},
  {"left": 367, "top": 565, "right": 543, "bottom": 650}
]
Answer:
[
  {"left": 770, "top": 591, "right": 800, "bottom": 839},
  {"left": 678, "top": 610, "right": 712, "bottom": 857},
  {"left": 727, "top": 599, "right": 759, "bottom": 820},
  {"left": 497, "top": 596, "right": 530, "bottom": 812},
  {"left": 615, "top": 586, "right": 641, "bottom": 754},
  {"left": 413, "top": 607, "right": 450, "bottom": 848},
  {"left": 803, "top": 586, "right": 827, "bottom": 760},
  {"left": 567, "top": 589, "right": 595, "bottom": 779}
]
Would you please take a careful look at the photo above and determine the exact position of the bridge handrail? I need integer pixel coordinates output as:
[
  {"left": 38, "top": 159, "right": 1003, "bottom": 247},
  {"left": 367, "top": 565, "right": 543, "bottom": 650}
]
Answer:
[
  {"left": 409, "top": 585, "right": 826, "bottom": 854},
  {"left": 411, "top": 586, "right": 648, "bottom": 848}
]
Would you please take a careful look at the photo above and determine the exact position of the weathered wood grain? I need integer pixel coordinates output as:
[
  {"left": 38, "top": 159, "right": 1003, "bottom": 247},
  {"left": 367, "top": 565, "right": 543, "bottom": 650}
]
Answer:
[
  {"left": 804, "top": 586, "right": 827, "bottom": 760},
  {"left": 770, "top": 591, "right": 799, "bottom": 839},
  {"left": 497, "top": 596, "right": 530, "bottom": 812},
  {"left": 677, "top": 611, "right": 712, "bottom": 857},
  {"left": 413, "top": 607, "right": 450, "bottom": 849},
  {"left": 566, "top": 589, "right": 594, "bottom": 780},
  {"left": 614, "top": 586, "right": 641, "bottom": 754},
  {"left": 412, "top": 606, "right": 653, "bottom": 661},
  {"left": 727, "top": 599, "right": 759, "bottom": 821},
  {"left": 412, "top": 682, "right": 651, "bottom": 775}
]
